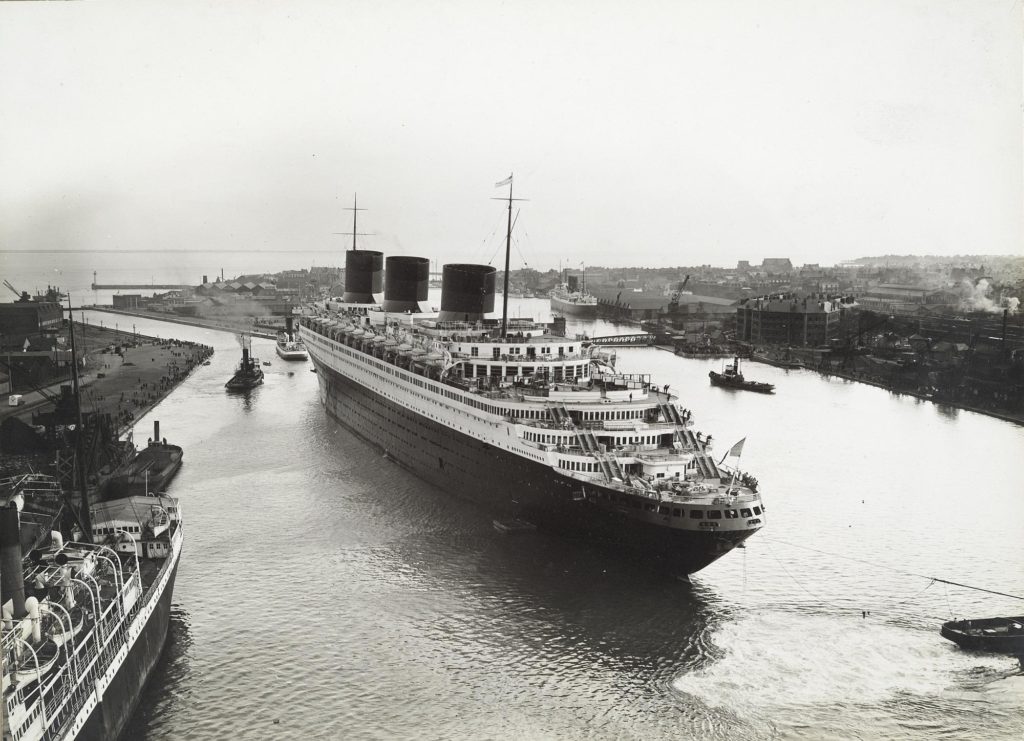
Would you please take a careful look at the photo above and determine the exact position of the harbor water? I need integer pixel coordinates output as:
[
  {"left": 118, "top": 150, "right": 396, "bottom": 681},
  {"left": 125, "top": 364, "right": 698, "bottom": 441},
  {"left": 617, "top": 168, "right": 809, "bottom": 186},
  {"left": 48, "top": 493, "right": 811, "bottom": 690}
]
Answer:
[{"left": 73, "top": 304, "right": 1022, "bottom": 740}]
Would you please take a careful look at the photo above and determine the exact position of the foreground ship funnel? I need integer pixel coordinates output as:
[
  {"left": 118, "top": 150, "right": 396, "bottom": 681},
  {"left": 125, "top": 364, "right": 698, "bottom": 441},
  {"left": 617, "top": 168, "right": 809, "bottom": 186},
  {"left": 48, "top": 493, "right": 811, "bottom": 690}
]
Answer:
[
  {"left": 342, "top": 250, "right": 384, "bottom": 304},
  {"left": 0, "top": 499, "right": 27, "bottom": 618},
  {"left": 382, "top": 256, "right": 430, "bottom": 313},
  {"left": 438, "top": 264, "right": 496, "bottom": 322}
]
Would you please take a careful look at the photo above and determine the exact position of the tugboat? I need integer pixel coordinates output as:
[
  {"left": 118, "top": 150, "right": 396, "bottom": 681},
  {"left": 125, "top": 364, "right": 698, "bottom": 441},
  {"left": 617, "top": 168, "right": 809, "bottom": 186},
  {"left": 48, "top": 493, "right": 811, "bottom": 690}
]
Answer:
[
  {"left": 940, "top": 616, "right": 1024, "bottom": 653},
  {"left": 709, "top": 357, "right": 775, "bottom": 394},
  {"left": 225, "top": 335, "right": 264, "bottom": 390}
]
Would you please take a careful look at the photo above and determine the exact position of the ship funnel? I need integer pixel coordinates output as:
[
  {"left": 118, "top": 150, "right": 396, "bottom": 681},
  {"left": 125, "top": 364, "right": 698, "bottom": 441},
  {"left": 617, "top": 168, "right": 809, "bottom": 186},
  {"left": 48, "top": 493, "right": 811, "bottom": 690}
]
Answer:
[
  {"left": 154, "top": 420, "right": 160, "bottom": 444},
  {"left": 0, "top": 499, "right": 27, "bottom": 618},
  {"left": 285, "top": 316, "right": 294, "bottom": 338},
  {"left": 383, "top": 256, "right": 430, "bottom": 313},
  {"left": 438, "top": 264, "right": 496, "bottom": 322},
  {"left": 342, "top": 250, "right": 384, "bottom": 304}
]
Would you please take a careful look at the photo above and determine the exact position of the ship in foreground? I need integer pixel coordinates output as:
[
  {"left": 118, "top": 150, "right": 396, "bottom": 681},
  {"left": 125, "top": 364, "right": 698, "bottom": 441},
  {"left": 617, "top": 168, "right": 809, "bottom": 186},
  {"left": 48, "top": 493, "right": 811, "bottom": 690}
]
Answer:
[
  {"left": 709, "top": 357, "right": 775, "bottom": 394},
  {"left": 299, "top": 182, "right": 765, "bottom": 576},
  {"left": 1, "top": 307, "right": 183, "bottom": 741}
]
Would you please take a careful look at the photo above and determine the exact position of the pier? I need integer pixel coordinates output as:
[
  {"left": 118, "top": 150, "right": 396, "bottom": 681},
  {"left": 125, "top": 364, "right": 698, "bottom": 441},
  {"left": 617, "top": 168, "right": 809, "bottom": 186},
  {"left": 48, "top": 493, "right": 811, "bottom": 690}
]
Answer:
[{"left": 91, "top": 283, "right": 191, "bottom": 290}]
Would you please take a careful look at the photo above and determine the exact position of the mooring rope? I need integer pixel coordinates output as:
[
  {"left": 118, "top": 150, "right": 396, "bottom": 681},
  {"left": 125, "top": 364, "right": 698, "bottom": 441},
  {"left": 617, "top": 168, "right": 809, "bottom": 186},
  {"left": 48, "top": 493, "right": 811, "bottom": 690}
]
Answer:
[{"left": 762, "top": 536, "right": 1024, "bottom": 602}]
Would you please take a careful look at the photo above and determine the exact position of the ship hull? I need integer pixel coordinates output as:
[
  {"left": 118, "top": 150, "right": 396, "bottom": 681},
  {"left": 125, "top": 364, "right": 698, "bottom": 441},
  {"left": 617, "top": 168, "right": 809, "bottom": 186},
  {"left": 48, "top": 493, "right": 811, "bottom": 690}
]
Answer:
[
  {"left": 103, "top": 445, "right": 183, "bottom": 499},
  {"left": 550, "top": 295, "right": 597, "bottom": 318},
  {"left": 314, "top": 360, "right": 748, "bottom": 575},
  {"left": 74, "top": 557, "right": 179, "bottom": 741},
  {"left": 275, "top": 345, "right": 308, "bottom": 360},
  {"left": 708, "top": 373, "right": 774, "bottom": 394}
]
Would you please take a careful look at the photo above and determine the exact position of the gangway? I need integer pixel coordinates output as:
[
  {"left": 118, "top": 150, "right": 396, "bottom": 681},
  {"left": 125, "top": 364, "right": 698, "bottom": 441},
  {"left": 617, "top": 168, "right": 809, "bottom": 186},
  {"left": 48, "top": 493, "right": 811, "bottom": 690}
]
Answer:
[{"left": 583, "top": 334, "right": 654, "bottom": 347}]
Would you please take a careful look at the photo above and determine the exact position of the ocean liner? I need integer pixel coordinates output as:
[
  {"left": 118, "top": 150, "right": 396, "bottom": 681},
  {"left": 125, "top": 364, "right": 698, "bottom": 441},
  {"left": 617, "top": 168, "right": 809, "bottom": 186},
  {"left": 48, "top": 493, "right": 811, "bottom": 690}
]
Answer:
[
  {"left": 1, "top": 312, "right": 183, "bottom": 740},
  {"left": 299, "top": 182, "right": 764, "bottom": 575}
]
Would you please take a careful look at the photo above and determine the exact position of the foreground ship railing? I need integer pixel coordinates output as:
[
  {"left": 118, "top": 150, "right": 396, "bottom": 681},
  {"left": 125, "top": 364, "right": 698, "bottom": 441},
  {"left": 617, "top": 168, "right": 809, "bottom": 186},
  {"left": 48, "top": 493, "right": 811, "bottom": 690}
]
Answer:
[{"left": 2, "top": 525, "right": 182, "bottom": 741}]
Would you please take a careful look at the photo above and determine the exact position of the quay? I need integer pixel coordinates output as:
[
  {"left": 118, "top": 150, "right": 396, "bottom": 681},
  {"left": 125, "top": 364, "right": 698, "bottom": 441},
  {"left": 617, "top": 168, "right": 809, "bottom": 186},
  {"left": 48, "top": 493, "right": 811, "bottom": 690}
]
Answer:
[
  {"left": 0, "top": 322, "right": 214, "bottom": 442},
  {"left": 91, "top": 283, "right": 191, "bottom": 290}
]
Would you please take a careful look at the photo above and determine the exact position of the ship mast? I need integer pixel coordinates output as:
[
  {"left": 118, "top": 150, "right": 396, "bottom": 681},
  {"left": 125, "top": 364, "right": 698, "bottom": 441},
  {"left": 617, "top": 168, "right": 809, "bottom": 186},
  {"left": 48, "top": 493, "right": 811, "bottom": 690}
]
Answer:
[
  {"left": 494, "top": 174, "right": 524, "bottom": 339},
  {"left": 501, "top": 179, "right": 513, "bottom": 338},
  {"left": 337, "top": 193, "right": 369, "bottom": 251},
  {"left": 67, "top": 297, "right": 93, "bottom": 543}
]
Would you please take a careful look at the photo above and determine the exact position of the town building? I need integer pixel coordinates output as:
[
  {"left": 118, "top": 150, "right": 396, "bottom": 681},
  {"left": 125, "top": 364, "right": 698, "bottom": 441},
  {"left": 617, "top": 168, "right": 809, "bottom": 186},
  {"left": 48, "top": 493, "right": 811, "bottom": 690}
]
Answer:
[
  {"left": 0, "top": 301, "right": 63, "bottom": 349},
  {"left": 857, "top": 284, "right": 960, "bottom": 315},
  {"left": 112, "top": 294, "right": 142, "bottom": 310},
  {"left": 736, "top": 294, "right": 851, "bottom": 347}
]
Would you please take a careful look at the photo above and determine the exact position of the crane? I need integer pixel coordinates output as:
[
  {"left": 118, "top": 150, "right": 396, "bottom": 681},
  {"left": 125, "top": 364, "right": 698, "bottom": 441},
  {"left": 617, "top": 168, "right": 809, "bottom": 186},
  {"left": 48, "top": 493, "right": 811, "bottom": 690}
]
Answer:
[{"left": 3, "top": 279, "right": 31, "bottom": 302}]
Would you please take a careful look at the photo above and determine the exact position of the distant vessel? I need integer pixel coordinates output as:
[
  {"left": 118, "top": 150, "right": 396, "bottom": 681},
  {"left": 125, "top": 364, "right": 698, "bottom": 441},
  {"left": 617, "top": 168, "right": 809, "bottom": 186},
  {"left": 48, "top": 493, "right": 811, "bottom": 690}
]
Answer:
[
  {"left": 940, "top": 616, "right": 1024, "bottom": 653},
  {"left": 709, "top": 357, "right": 775, "bottom": 394},
  {"left": 549, "top": 268, "right": 597, "bottom": 318},
  {"left": 225, "top": 335, "right": 264, "bottom": 390},
  {"left": 299, "top": 180, "right": 765, "bottom": 577},
  {"left": 275, "top": 317, "right": 308, "bottom": 360}
]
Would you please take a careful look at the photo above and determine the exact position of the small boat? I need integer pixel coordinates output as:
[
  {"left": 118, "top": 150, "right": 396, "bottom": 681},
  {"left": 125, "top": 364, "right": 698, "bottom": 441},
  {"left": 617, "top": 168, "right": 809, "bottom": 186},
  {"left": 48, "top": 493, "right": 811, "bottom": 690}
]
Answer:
[
  {"left": 226, "top": 336, "right": 265, "bottom": 390},
  {"left": 492, "top": 517, "right": 537, "bottom": 534},
  {"left": 262, "top": 361, "right": 271, "bottom": 366},
  {"left": 709, "top": 357, "right": 775, "bottom": 394},
  {"left": 276, "top": 317, "right": 309, "bottom": 360},
  {"left": 940, "top": 616, "right": 1024, "bottom": 653},
  {"left": 103, "top": 421, "right": 183, "bottom": 499}
]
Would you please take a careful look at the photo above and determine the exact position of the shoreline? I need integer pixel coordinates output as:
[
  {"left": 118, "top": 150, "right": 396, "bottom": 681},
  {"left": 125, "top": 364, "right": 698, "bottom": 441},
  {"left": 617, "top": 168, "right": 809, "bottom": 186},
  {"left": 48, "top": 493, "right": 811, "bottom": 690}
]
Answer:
[{"left": 1, "top": 323, "right": 214, "bottom": 437}]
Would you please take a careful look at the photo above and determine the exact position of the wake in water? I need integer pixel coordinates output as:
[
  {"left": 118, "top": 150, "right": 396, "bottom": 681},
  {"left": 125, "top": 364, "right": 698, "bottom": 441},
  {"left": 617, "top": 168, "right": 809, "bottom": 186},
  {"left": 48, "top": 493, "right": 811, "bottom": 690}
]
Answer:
[{"left": 672, "top": 610, "right": 1023, "bottom": 737}]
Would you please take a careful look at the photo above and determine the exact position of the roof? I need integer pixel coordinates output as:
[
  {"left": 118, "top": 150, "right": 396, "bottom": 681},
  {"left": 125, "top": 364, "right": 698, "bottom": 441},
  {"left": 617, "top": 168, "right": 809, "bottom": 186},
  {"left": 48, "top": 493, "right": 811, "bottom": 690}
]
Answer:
[{"left": 676, "top": 294, "right": 738, "bottom": 307}]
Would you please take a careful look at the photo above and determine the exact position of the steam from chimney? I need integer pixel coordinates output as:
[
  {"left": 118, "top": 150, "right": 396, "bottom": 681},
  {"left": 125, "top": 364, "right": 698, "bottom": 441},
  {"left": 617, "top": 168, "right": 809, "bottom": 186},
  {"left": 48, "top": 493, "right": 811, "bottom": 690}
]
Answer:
[{"left": 959, "top": 278, "right": 1019, "bottom": 315}]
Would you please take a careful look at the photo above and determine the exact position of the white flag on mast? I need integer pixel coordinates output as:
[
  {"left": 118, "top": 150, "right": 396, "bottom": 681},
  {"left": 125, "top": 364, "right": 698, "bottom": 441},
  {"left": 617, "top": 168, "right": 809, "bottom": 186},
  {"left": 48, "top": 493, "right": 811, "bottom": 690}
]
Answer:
[{"left": 495, "top": 174, "right": 513, "bottom": 188}]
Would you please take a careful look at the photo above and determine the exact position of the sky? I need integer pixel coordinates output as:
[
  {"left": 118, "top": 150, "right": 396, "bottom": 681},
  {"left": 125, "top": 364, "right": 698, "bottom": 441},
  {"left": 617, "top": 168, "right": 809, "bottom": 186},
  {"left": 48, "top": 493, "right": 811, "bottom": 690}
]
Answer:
[{"left": 1, "top": 0, "right": 1021, "bottom": 274}]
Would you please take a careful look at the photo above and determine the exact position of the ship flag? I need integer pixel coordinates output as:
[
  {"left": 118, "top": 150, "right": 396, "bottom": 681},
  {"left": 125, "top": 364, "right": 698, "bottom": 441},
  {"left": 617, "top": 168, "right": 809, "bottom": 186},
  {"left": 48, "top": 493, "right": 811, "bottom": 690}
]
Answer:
[
  {"left": 718, "top": 437, "right": 746, "bottom": 465},
  {"left": 495, "top": 174, "right": 513, "bottom": 188}
]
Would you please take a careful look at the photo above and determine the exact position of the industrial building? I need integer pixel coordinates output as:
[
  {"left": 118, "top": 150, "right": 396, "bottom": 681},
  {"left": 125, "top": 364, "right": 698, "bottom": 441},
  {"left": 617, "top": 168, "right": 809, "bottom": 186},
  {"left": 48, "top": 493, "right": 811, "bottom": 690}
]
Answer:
[{"left": 736, "top": 294, "right": 853, "bottom": 347}]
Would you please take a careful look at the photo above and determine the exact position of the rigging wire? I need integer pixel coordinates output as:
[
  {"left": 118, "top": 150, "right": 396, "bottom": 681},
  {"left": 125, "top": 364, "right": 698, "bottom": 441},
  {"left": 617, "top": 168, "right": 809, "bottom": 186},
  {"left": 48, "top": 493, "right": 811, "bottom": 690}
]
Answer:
[{"left": 762, "top": 536, "right": 1024, "bottom": 601}]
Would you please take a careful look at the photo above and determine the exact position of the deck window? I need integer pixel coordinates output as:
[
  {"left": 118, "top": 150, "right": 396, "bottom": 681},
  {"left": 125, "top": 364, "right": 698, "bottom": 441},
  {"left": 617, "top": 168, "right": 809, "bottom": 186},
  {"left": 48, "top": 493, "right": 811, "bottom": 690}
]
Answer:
[
  {"left": 644, "top": 503, "right": 655, "bottom": 512},
  {"left": 672, "top": 508, "right": 682, "bottom": 517},
  {"left": 658, "top": 506, "right": 669, "bottom": 515},
  {"left": 724, "top": 509, "right": 738, "bottom": 519},
  {"left": 707, "top": 510, "right": 722, "bottom": 519},
  {"left": 689, "top": 510, "right": 703, "bottom": 519},
  {"left": 740, "top": 508, "right": 752, "bottom": 517},
  {"left": 753, "top": 506, "right": 762, "bottom": 515}
]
